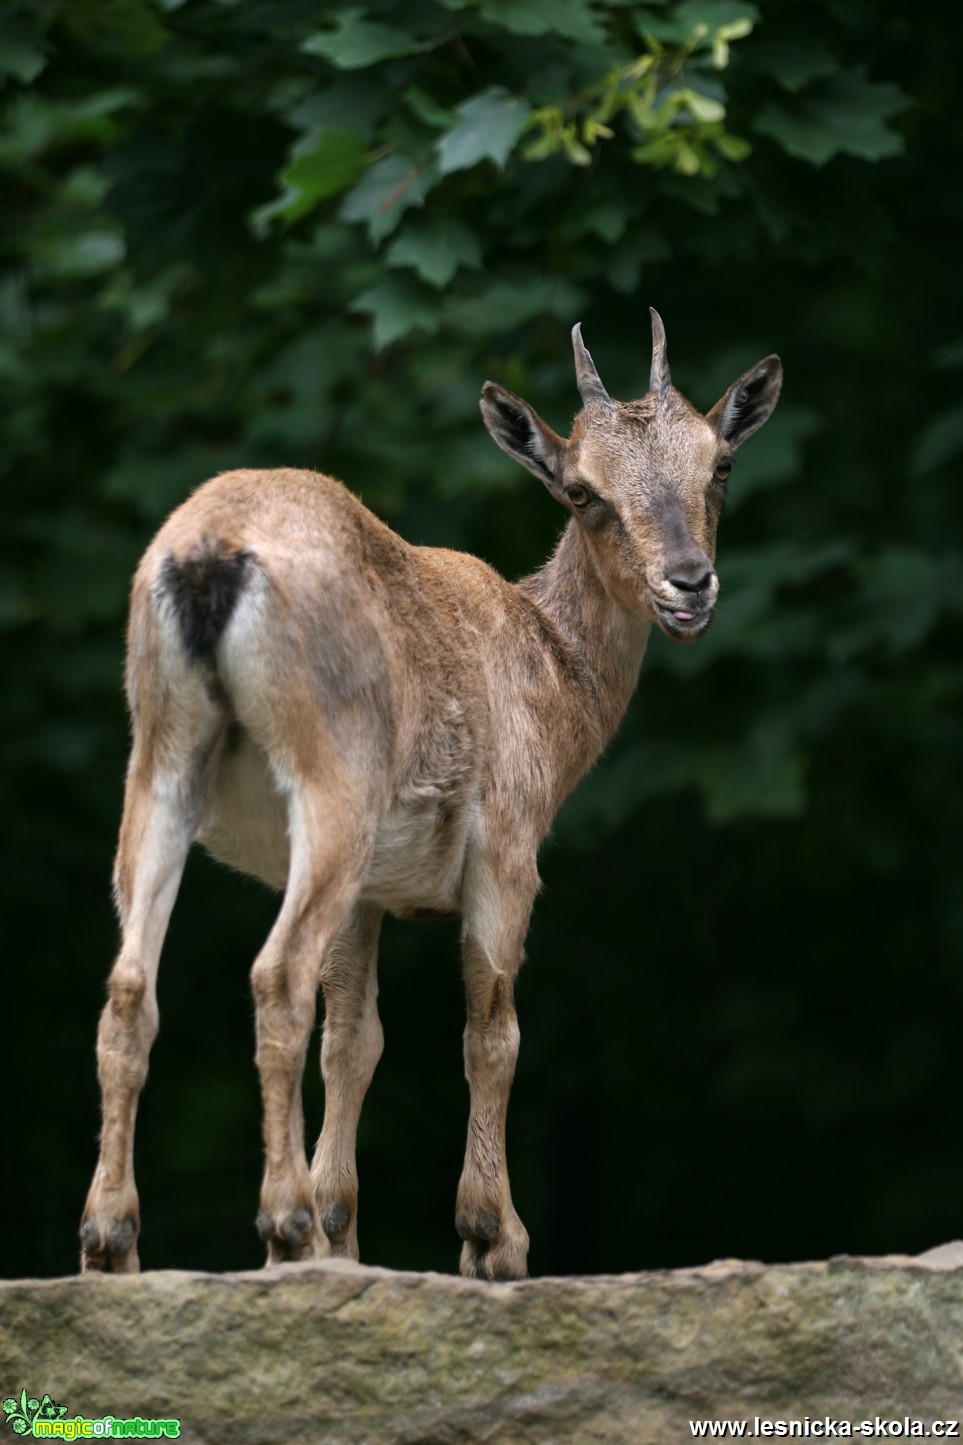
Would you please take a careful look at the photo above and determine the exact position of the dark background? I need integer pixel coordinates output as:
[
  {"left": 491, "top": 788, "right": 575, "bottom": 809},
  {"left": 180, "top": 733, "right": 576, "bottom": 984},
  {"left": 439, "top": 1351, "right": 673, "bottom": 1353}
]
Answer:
[{"left": 3, "top": 0, "right": 962, "bottom": 1281}]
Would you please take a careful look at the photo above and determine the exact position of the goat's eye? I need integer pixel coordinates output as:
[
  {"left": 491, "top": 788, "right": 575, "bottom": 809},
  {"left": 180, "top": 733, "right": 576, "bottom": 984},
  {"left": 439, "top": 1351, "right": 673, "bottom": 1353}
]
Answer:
[
  {"left": 713, "top": 459, "right": 732, "bottom": 484},
  {"left": 566, "top": 484, "right": 591, "bottom": 508}
]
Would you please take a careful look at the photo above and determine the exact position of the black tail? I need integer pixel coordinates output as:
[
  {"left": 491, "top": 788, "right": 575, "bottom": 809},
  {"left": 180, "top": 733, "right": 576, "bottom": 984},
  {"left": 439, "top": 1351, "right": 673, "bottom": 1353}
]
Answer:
[{"left": 161, "top": 539, "right": 252, "bottom": 667}]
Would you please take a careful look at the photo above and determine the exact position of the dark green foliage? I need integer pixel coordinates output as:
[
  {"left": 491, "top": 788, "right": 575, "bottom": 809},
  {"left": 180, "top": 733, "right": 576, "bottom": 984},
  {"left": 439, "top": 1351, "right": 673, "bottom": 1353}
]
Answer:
[{"left": 3, "top": 0, "right": 961, "bottom": 1279}]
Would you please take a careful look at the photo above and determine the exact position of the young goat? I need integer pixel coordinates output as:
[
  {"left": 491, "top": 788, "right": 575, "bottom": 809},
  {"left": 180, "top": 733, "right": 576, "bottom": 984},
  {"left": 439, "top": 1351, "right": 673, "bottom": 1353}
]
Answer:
[{"left": 81, "top": 311, "right": 782, "bottom": 1281}]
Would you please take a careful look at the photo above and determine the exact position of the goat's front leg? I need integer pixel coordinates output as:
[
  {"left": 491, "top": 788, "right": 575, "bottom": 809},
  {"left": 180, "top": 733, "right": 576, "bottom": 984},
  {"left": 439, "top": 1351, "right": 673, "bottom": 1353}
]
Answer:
[
  {"left": 310, "top": 903, "right": 384, "bottom": 1260},
  {"left": 455, "top": 858, "right": 535, "bottom": 1281}
]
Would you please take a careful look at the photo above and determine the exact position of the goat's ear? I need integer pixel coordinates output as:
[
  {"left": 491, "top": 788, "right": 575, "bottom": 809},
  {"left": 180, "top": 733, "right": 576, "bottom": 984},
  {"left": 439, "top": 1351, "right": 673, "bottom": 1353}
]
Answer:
[
  {"left": 480, "top": 382, "right": 565, "bottom": 489},
  {"left": 706, "top": 355, "right": 783, "bottom": 449}
]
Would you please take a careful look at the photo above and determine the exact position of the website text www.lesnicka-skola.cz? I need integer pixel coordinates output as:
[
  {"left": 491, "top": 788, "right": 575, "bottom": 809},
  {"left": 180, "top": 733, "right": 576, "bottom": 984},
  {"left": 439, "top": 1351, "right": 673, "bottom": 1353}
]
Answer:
[{"left": 689, "top": 1419, "right": 960, "bottom": 1438}]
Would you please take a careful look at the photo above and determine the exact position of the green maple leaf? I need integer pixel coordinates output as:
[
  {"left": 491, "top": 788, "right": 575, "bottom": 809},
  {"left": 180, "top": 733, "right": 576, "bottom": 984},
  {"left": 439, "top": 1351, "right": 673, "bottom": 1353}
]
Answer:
[
  {"left": 754, "top": 72, "right": 908, "bottom": 166},
  {"left": 436, "top": 88, "right": 530, "bottom": 176}
]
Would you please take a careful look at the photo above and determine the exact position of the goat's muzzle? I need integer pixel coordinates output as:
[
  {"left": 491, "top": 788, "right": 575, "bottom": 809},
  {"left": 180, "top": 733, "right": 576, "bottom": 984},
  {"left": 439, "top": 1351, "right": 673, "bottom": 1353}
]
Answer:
[
  {"left": 653, "top": 602, "right": 715, "bottom": 641},
  {"left": 650, "top": 564, "right": 719, "bottom": 642}
]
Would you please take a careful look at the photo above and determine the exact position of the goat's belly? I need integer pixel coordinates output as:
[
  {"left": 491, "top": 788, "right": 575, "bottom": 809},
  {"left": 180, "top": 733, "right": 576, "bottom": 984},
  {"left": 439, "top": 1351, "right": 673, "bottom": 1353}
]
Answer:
[
  {"left": 198, "top": 736, "right": 290, "bottom": 890},
  {"left": 199, "top": 735, "right": 467, "bottom": 914},
  {"left": 361, "top": 804, "right": 467, "bottom": 917}
]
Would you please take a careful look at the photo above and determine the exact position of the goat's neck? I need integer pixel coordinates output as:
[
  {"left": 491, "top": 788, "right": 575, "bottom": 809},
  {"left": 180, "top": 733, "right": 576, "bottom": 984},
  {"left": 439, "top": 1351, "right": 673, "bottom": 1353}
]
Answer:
[{"left": 519, "top": 518, "right": 651, "bottom": 752}]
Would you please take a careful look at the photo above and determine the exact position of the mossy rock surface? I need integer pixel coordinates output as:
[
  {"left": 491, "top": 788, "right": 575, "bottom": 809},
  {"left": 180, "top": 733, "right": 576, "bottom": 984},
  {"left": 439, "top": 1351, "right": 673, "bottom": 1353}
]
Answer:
[{"left": 3, "top": 1247, "right": 962, "bottom": 1443}]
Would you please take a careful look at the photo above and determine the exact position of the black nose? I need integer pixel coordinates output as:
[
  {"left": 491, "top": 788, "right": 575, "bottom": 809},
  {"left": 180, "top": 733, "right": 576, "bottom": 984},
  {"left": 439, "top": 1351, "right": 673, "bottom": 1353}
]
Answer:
[{"left": 668, "top": 563, "right": 714, "bottom": 593}]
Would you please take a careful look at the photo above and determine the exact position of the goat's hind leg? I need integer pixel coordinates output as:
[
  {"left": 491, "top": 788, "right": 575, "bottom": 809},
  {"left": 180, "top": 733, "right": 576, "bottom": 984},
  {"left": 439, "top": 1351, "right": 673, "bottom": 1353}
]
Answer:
[
  {"left": 80, "top": 740, "right": 212, "bottom": 1272},
  {"left": 310, "top": 903, "right": 384, "bottom": 1259},
  {"left": 251, "top": 783, "right": 373, "bottom": 1265}
]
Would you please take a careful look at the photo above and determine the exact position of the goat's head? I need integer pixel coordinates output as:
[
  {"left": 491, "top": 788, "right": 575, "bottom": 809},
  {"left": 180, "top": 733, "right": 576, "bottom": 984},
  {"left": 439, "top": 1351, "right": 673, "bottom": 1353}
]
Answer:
[{"left": 480, "top": 311, "right": 782, "bottom": 641}]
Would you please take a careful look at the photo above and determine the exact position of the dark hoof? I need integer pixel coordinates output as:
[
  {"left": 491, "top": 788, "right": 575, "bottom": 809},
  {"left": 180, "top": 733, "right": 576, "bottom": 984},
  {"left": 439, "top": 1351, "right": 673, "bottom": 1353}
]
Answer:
[
  {"left": 80, "top": 1219, "right": 102, "bottom": 1255},
  {"left": 80, "top": 1214, "right": 137, "bottom": 1271},
  {"left": 457, "top": 1205, "right": 529, "bottom": 1281},
  {"left": 280, "top": 1206, "right": 314, "bottom": 1245},
  {"left": 257, "top": 1205, "right": 315, "bottom": 1250},
  {"left": 322, "top": 1203, "right": 350, "bottom": 1241},
  {"left": 464, "top": 1251, "right": 525, "bottom": 1283},
  {"left": 455, "top": 1208, "right": 500, "bottom": 1243}
]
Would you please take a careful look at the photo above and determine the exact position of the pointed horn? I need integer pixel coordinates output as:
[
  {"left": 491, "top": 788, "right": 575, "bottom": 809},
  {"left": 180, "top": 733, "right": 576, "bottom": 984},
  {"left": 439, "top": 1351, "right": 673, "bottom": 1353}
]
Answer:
[
  {"left": 649, "top": 307, "right": 671, "bottom": 399},
  {"left": 572, "top": 323, "right": 613, "bottom": 408}
]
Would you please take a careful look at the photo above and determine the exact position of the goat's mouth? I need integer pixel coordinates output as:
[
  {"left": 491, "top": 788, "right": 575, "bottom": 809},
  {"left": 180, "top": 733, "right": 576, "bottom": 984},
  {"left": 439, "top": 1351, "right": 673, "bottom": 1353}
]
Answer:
[{"left": 653, "top": 602, "right": 714, "bottom": 642}]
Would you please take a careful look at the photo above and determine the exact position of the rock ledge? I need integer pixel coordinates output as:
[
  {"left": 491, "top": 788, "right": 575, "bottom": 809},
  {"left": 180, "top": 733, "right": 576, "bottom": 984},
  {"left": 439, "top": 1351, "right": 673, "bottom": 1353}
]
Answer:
[{"left": 2, "top": 1248, "right": 962, "bottom": 1443}]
